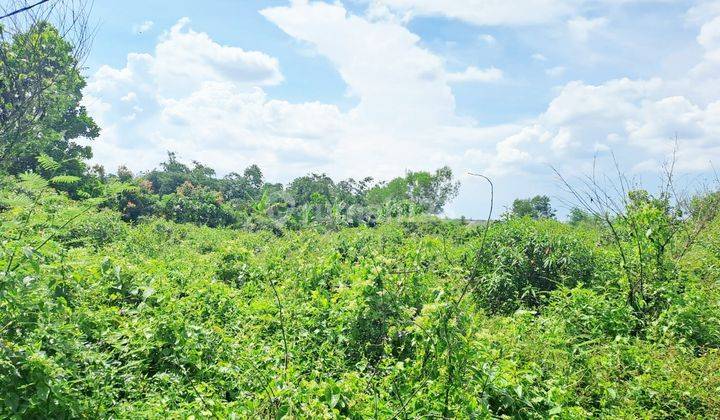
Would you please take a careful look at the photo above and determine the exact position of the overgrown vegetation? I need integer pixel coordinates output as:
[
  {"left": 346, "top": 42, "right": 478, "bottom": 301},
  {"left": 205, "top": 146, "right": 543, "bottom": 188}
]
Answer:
[
  {"left": 2, "top": 171, "right": 720, "bottom": 418},
  {"left": 2, "top": 7, "right": 720, "bottom": 419},
  {"left": 108, "top": 152, "right": 460, "bottom": 232}
]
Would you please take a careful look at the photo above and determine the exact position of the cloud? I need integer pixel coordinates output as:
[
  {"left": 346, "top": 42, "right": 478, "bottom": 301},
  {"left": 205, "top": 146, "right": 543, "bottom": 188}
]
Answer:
[
  {"left": 366, "top": 0, "right": 670, "bottom": 27},
  {"left": 83, "top": 18, "right": 341, "bottom": 178},
  {"left": 84, "top": 2, "right": 720, "bottom": 218},
  {"left": 686, "top": 1, "right": 720, "bottom": 25},
  {"left": 261, "top": 0, "right": 458, "bottom": 128},
  {"left": 698, "top": 15, "right": 720, "bottom": 53},
  {"left": 567, "top": 16, "right": 608, "bottom": 43},
  {"left": 153, "top": 18, "right": 283, "bottom": 96},
  {"left": 509, "top": 1, "right": 720, "bottom": 172},
  {"left": 88, "top": 3, "right": 499, "bottom": 182},
  {"left": 457, "top": 9, "right": 720, "bottom": 182},
  {"left": 467, "top": 76, "right": 720, "bottom": 178},
  {"left": 545, "top": 66, "right": 566, "bottom": 77},
  {"left": 447, "top": 66, "right": 503, "bottom": 83},
  {"left": 479, "top": 34, "right": 497, "bottom": 45},
  {"left": 261, "top": 1, "right": 720, "bottom": 188},
  {"left": 368, "top": 0, "right": 577, "bottom": 26},
  {"left": 133, "top": 20, "right": 154, "bottom": 33}
]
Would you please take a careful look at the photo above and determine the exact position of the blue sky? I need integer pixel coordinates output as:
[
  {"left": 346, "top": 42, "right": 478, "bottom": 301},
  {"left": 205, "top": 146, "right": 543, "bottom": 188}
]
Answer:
[
  {"left": 86, "top": 1, "right": 351, "bottom": 109},
  {"left": 80, "top": 0, "right": 720, "bottom": 217}
]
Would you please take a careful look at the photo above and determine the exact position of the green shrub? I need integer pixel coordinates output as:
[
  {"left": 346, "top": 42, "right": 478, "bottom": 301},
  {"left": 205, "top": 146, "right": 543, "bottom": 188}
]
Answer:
[
  {"left": 650, "top": 281, "right": 720, "bottom": 352},
  {"left": 159, "top": 182, "right": 236, "bottom": 227},
  {"left": 57, "top": 209, "right": 128, "bottom": 248},
  {"left": 2, "top": 187, "right": 720, "bottom": 418},
  {"left": 215, "top": 246, "right": 255, "bottom": 286},
  {"left": 473, "top": 218, "right": 596, "bottom": 314},
  {"left": 111, "top": 179, "right": 157, "bottom": 222},
  {"left": 548, "top": 287, "right": 637, "bottom": 341}
]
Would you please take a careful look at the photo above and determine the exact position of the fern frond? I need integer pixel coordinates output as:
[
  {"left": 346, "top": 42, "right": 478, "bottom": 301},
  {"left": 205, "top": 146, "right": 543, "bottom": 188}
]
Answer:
[
  {"left": 0, "top": 194, "right": 34, "bottom": 209},
  {"left": 106, "top": 181, "right": 136, "bottom": 195},
  {"left": 37, "top": 154, "right": 61, "bottom": 171},
  {"left": 50, "top": 175, "right": 81, "bottom": 185},
  {"left": 19, "top": 172, "right": 49, "bottom": 191}
]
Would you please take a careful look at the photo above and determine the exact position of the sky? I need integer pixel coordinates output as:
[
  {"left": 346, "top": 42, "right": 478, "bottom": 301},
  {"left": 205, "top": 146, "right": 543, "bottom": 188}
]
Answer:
[{"left": 78, "top": 0, "right": 720, "bottom": 217}]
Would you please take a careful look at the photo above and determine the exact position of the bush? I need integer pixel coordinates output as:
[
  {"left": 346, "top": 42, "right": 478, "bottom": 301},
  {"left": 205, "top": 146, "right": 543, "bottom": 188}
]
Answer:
[
  {"left": 111, "top": 179, "right": 157, "bottom": 222},
  {"left": 2, "top": 186, "right": 720, "bottom": 418},
  {"left": 650, "top": 281, "right": 720, "bottom": 352},
  {"left": 548, "top": 287, "right": 637, "bottom": 341},
  {"left": 473, "top": 218, "right": 596, "bottom": 314},
  {"left": 215, "top": 246, "right": 255, "bottom": 286},
  {"left": 57, "top": 209, "right": 128, "bottom": 248},
  {"left": 159, "top": 182, "right": 236, "bottom": 227}
]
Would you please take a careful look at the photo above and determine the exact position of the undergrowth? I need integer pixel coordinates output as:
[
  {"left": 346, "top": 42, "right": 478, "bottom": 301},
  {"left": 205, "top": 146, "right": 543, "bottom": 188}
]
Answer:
[{"left": 1, "top": 179, "right": 719, "bottom": 418}]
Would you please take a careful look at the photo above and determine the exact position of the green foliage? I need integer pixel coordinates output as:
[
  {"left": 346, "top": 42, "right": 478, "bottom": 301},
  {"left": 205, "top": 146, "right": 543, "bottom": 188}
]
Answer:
[
  {"left": 0, "top": 22, "right": 99, "bottom": 178},
  {"left": 548, "top": 287, "right": 637, "bottom": 340},
  {"left": 568, "top": 207, "right": 598, "bottom": 226},
  {"left": 158, "top": 181, "right": 236, "bottom": 227},
  {"left": 145, "top": 152, "right": 219, "bottom": 196},
  {"left": 606, "top": 189, "right": 686, "bottom": 323},
  {"left": 367, "top": 166, "right": 459, "bottom": 214},
  {"left": 36, "top": 154, "right": 61, "bottom": 172},
  {"left": 105, "top": 152, "right": 458, "bottom": 231},
  {"left": 288, "top": 173, "right": 336, "bottom": 206},
  {"left": 473, "top": 218, "right": 598, "bottom": 314},
  {"left": 1, "top": 20, "right": 719, "bottom": 417},
  {"left": 650, "top": 281, "right": 720, "bottom": 352},
  {"left": 507, "top": 195, "right": 556, "bottom": 220},
  {"left": 2, "top": 186, "right": 719, "bottom": 418},
  {"left": 222, "top": 164, "right": 264, "bottom": 205},
  {"left": 215, "top": 245, "right": 254, "bottom": 286},
  {"left": 57, "top": 209, "right": 128, "bottom": 248},
  {"left": 109, "top": 179, "right": 157, "bottom": 222}
]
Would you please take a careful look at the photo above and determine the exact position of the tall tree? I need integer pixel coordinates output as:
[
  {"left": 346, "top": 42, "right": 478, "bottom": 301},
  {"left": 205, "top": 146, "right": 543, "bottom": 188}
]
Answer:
[
  {"left": 288, "top": 173, "right": 336, "bottom": 206},
  {"left": 508, "top": 195, "right": 556, "bottom": 220},
  {"left": 406, "top": 166, "right": 459, "bottom": 214},
  {"left": 222, "top": 164, "right": 265, "bottom": 204},
  {"left": 144, "top": 152, "right": 220, "bottom": 196},
  {"left": 366, "top": 166, "right": 459, "bottom": 214},
  {"left": 0, "top": 1, "right": 97, "bottom": 175}
]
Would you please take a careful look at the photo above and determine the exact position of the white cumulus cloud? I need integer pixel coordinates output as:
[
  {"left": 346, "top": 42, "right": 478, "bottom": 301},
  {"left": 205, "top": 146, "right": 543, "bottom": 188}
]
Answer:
[
  {"left": 479, "top": 34, "right": 497, "bottom": 45},
  {"left": 447, "top": 66, "right": 503, "bottom": 83},
  {"left": 366, "top": 0, "right": 677, "bottom": 27},
  {"left": 368, "top": 0, "right": 577, "bottom": 26},
  {"left": 153, "top": 18, "right": 283, "bottom": 96},
  {"left": 567, "top": 16, "right": 608, "bottom": 43},
  {"left": 83, "top": 2, "right": 720, "bottom": 217},
  {"left": 261, "top": 0, "right": 458, "bottom": 128},
  {"left": 83, "top": 18, "right": 342, "bottom": 178},
  {"left": 133, "top": 20, "right": 154, "bottom": 33},
  {"left": 545, "top": 66, "right": 566, "bottom": 77}
]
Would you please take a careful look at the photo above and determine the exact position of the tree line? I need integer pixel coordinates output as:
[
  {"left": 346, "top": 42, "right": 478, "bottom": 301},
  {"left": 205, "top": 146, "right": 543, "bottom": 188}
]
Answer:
[
  {"left": 0, "top": 5, "right": 652, "bottom": 232},
  {"left": 107, "top": 153, "right": 460, "bottom": 230},
  {"left": 0, "top": 13, "right": 466, "bottom": 231}
]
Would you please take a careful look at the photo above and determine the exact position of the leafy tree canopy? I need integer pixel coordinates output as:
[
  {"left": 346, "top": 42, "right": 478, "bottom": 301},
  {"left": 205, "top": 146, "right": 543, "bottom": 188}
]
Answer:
[
  {"left": 508, "top": 195, "right": 556, "bottom": 220},
  {"left": 288, "top": 173, "right": 336, "bottom": 206},
  {"left": 0, "top": 22, "right": 99, "bottom": 176},
  {"left": 367, "top": 166, "right": 459, "bottom": 214}
]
